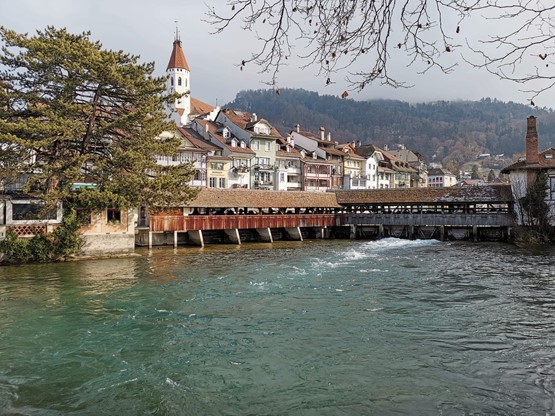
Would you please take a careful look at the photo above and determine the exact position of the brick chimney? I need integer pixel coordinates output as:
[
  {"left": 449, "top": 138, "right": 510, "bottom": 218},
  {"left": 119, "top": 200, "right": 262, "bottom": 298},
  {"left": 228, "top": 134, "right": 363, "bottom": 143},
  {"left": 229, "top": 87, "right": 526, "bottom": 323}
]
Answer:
[
  {"left": 526, "top": 116, "right": 539, "bottom": 165},
  {"left": 320, "top": 127, "right": 325, "bottom": 141}
]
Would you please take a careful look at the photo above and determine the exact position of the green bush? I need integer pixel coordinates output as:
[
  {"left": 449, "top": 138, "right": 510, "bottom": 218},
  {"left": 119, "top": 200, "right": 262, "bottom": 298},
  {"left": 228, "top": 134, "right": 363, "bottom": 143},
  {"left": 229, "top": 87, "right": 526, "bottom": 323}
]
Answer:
[{"left": 0, "top": 209, "right": 83, "bottom": 264}]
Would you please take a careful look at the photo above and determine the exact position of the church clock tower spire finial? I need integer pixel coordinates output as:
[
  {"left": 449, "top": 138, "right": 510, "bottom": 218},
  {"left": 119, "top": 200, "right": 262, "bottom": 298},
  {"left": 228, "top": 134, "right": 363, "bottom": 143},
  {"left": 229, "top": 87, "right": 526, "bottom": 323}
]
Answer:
[
  {"left": 166, "top": 24, "right": 191, "bottom": 126},
  {"left": 174, "top": 21, "right": 180, "bottom": 43}
]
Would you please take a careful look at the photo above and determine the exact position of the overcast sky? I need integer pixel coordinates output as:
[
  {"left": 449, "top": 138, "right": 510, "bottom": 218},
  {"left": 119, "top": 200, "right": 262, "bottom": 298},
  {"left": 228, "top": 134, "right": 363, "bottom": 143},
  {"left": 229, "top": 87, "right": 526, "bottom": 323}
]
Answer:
[{"left": 2, "top": 0, "right": 551, "bottom": 109}]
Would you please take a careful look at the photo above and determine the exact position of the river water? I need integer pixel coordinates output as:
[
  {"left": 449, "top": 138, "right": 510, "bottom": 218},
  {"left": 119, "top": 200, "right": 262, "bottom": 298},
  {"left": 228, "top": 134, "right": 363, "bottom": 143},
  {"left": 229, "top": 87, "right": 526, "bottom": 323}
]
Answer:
[{"left": 0, "top": 239, "right": 554, "bottom": 415}]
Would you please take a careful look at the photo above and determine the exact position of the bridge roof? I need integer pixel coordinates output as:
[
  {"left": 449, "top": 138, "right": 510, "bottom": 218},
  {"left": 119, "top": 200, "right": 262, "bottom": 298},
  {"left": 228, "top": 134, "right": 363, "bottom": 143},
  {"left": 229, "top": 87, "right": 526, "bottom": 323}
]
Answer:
[
  {"left": 334, "top": 185, "right": 513, "bottom": 205},
  {"left": 185, "top": 188, "right": 341, "bottom": 208}
]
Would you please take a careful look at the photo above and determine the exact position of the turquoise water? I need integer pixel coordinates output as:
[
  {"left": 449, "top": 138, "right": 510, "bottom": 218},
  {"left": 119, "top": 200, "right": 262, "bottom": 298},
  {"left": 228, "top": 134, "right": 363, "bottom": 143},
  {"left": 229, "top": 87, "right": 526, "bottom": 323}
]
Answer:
[{"left": 0, "top": 239, "right": 554, "bottom": 415}]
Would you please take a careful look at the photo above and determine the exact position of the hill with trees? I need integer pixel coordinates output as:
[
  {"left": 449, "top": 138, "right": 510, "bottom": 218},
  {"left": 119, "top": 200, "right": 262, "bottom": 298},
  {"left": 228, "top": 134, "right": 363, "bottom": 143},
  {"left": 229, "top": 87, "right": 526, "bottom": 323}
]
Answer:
[{"left": 225, "top": 88, "right": 555, "bottom": 170}]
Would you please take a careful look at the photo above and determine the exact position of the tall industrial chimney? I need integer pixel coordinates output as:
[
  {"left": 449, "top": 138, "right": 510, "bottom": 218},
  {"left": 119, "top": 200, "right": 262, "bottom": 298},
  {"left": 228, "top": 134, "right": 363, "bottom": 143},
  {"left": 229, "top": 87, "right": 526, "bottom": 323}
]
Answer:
[{"left": 526, "top": 116, "right": 539, "bottom": 165}]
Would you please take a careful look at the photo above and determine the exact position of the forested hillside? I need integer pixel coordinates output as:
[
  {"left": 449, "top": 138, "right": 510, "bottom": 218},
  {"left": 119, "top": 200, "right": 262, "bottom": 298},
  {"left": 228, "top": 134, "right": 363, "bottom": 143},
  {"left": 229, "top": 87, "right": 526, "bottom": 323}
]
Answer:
[{"left": 225, "top": 88, "right": 555, "bottom": 167}]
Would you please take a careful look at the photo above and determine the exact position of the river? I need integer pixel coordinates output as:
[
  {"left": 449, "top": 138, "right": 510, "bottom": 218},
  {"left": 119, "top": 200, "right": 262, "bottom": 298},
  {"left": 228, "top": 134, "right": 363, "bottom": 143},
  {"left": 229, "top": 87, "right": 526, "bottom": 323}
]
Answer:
[{"left": 0, "top": 239, "right": 554, "bottom": 415}]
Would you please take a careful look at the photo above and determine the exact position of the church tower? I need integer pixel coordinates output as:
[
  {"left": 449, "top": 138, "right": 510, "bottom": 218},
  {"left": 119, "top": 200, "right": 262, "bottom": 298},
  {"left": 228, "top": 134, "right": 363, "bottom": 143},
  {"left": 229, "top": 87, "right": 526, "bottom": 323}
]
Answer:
[{"left": 166, "top": 27, "right": 191, "bottom": 126}]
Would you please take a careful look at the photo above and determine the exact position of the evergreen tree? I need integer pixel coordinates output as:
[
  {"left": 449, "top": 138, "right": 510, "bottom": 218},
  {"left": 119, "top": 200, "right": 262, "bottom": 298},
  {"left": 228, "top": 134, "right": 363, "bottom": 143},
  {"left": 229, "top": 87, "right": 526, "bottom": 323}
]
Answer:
[
  {"left": 470, "top": 164, "right": 480, "bottom": 179},
  {"left": 0, "top": 26, "right": 197, "bottom": 211},
  {"left": 487, "top": 169, "right": 496, "bottom": 182},
  {"left": 520, "top": 171, "right": 550, "bottom": 234}
]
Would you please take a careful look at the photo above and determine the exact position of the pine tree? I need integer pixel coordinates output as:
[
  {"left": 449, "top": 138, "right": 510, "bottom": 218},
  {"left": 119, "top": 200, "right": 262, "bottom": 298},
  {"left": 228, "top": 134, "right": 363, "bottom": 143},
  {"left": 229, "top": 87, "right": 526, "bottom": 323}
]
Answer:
[
  {"left": 520, "top": 171, "right": 550, "bottom": 234},
  {"left": 0, "top": 26, "right": 197, "bottom": 211},
  {"left": 470, "top": 164, "right": 480, "bottom": 179},
  {"left": 487, "top": 169, "right": 496, "bottom": 182}
]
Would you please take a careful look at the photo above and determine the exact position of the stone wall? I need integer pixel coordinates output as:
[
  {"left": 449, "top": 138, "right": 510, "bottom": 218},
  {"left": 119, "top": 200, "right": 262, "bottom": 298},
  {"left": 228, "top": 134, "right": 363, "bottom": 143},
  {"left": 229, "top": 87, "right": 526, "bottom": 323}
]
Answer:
[{"left": 79, "top": 234, "right": 135, "bottom": 257}]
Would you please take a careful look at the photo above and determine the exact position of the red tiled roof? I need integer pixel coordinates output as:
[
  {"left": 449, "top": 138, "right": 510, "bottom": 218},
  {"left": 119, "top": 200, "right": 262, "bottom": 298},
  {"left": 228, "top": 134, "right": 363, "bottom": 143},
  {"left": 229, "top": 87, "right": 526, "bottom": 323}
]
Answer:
[
  {"left": 276, "top": 149, "right": 302, "bottom": 158},
  {"left": 190, "top": 97, "right": 215, "bottom": 116},
  {"left": 501, "top": 148, "right": 555, "bottom": 173},
  {"left": 185, "top": 188, "right": 341, "bottom": 208},
  {"left": 221, "top": 108, "right": 282, "bottom": 138},
  {"left": 428, "top": 168, "right": 456, "bottom": 177},
  {"left": 334, "top": 185, "right": 513, "bottom": 204},
  {"left": 167, "top": 40, "right": 190, "bottom": 71},
  {"left": 176, "top": 125, "right": 222, "bottom": 152},
  {"left": 195, "top": 119, "right": 255, "bottom": 155}
]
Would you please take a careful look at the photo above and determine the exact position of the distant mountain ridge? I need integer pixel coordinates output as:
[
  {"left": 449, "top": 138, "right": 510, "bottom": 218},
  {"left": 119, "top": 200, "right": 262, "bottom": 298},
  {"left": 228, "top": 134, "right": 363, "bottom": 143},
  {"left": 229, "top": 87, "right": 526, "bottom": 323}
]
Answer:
[{"left": 225, "top": 88, "right": 555, "bottom": 167}]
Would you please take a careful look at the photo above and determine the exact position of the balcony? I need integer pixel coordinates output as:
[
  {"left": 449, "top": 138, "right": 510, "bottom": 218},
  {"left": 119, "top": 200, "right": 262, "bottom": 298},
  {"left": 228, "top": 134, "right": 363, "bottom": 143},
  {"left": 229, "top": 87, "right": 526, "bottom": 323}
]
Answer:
[
  {"left": 253, "top": 164, "right": 273, "bottom": 170},
  {"left": 231, "top": 166, "right": 250, "bottom": 175}
]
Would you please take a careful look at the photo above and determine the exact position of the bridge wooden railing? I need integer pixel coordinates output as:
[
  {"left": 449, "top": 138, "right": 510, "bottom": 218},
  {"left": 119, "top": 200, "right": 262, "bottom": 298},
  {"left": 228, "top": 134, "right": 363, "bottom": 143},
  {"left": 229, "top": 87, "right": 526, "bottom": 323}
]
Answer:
[
  {"left": 338, "top": 212, "right": 514, "bottom": 227},
  {"left": 150, "top": 214, "right": 338, "bottom": 232}
]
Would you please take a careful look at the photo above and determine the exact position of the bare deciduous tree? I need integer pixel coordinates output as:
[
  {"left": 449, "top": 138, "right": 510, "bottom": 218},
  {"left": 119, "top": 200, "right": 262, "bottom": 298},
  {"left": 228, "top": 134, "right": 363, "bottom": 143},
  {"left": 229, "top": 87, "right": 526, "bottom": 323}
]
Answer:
[{"left": 205, "top": 0, "right": 555, "bottom": 103}]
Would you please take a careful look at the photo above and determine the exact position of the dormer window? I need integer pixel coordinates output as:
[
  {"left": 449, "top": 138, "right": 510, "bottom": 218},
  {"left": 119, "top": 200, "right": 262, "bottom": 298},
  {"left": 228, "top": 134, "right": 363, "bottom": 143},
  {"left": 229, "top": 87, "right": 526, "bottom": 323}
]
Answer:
[
  {"left": 300, "top": 150, "right": 306, "bottom": 158},
  {"left": 231, "top": 138, "right": 238, "bottom": 147},
  {"left": 546, "top": 153, "right": 554, "bottom": 159},
  {"left": 313, "top": 152, "right": 317, "bottom": 160},
  {"left": 240, "top": 141, "right": 246, "bottom": 148},
  {"left": 223, "top": 128, "right": 230, "bottom": 139},
  {"left": 254, "top": 122, "right": 271, "bottom": 135}
]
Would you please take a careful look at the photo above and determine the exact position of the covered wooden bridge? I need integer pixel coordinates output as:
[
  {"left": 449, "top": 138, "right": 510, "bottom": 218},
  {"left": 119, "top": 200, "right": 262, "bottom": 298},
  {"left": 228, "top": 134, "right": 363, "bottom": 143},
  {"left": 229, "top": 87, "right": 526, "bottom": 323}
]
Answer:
[
  {"left": 138, "top": 189, "right": 341, "bottom": 247},
  {"left": 334, "top": 185, "right": 514, "bottom": 240},
  {"left": 137, "top": 185, "right": 516, "bottom": 247}
]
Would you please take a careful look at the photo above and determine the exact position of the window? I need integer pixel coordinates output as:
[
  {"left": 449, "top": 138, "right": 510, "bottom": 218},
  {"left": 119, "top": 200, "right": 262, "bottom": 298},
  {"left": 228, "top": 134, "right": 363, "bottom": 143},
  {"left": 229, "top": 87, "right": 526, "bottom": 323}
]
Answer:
[
  {"left": 255, "top": 157, "right": 270, "bottom": 166},
  {"left": 211, "top": 162, "right": 224, "bottom": 170},
  {"left": 252, "top": 140, "right": 259, "bottom": 150},
  {"left": 106, "top": 207, "right": 121, "bottom": 224},
  {"left": 265, "top": 141, "right": 271, "bottom": 151},
  {"left": 209, "top": 177, "right": 216, "bottom": 188},
  {"left": 12, "top": 203, "right": 57, "bottom": 221},
  {"left": 255, "top": 125, "right": 270, "bottom": 135},
  {"left": 171, "top": 78, "right": 174, "bottom": 86},
  {"left": 219, "top": 178, "right": 226, "bottom": 188},
  {"left": 178, "top": 77, "right": 182, "bottom": 86}
]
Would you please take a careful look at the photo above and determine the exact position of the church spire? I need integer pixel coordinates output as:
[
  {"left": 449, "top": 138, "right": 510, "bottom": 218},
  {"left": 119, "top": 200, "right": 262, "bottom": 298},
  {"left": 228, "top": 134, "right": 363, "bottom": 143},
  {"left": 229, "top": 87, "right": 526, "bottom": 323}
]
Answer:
[
  {"left": 166, "top": 24, "right": 190, "bottom": 71},
  {"left": 166, "top": 24, "right": 191, "bottom": 126}
]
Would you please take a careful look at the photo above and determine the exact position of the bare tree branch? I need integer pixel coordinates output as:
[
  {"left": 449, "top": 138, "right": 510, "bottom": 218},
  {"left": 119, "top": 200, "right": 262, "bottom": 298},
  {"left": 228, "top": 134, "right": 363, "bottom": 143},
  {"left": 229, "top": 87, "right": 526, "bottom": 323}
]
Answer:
[{"left": 205, "top": 0, "right": 555, "bottom": 103}]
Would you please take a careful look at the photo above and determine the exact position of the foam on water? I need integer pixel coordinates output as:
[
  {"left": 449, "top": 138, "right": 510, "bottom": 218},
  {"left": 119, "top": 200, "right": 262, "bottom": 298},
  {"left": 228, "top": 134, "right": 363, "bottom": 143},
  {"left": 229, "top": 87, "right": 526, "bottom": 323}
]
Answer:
[{"left": 1, "top": 240, "right": 554, "bottom": 415}]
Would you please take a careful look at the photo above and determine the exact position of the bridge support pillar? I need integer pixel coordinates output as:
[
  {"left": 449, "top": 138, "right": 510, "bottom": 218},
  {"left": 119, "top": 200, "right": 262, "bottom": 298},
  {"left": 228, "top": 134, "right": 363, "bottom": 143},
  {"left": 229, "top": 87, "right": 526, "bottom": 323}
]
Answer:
[
  {"left": 378, "top": 224, "right": 384, "bottom": 238},
  {"left": 285, "top": 227, "right": 303, "bottom": 241},
  {"left": 472, "top": 225, "right": 479, "bottom": 242},
  {"left": 439, "top": 226, "right": 445, "bottom": 241},
  {"left": 350, "top": 225, "right": 357, "bottom": 239},
  {"left": 256, "top": 228, "right": 273, "bottom": 243},
  {"left": 224, "top": 229, "right": 241, "bottom": 244},
  {"left": 188, "top": 230, "right": 204, "bottom": 247},
  {"left": 173, "top": 231, "right": 179, "bottom": 248},
  {"left": 148, "top": 231, "right": 153, "bottom": 249},
  {"left": 409, "top": 226, "right": 415, "bottom": 240}
]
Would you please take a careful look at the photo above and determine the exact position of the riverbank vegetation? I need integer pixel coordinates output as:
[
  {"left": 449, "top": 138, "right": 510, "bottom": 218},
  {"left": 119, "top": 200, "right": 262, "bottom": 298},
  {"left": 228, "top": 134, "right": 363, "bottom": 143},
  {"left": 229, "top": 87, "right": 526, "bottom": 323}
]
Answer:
[{"left": 0, "top": 209, "right": 82, "bottom": 263}]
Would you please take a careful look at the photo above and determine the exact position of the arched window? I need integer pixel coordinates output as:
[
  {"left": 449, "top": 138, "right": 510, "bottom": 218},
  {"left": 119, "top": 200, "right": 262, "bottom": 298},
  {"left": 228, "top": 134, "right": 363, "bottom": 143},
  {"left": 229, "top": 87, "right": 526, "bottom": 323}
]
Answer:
[
  {"left": 171, "top": 78, "right": 174, "bottom": 86},
  {"left": 178, "top": 77, "right": 182, "bottom": 86}
]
